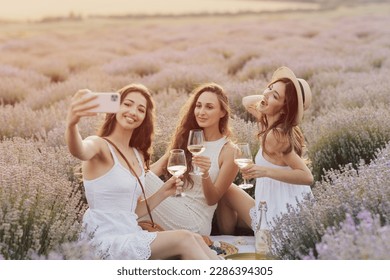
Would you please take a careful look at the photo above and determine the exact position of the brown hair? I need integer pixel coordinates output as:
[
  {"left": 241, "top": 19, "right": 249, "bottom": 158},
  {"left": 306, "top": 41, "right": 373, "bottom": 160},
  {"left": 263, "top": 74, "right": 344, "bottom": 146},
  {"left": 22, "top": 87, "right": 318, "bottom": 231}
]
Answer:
[
  {"left": 168, "top": 82, "right": 232, "bottom": 188},
  {"left": 97, "top": 84, "right": 155, "bottom": 168},
  {"left": 258, "top": 78, "right": 305, "bottom": 157}
]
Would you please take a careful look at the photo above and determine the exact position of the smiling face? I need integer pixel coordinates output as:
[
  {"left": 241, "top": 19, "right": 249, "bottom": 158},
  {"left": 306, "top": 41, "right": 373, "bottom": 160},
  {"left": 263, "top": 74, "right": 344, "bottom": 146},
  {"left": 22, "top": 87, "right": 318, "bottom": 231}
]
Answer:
[
  {"left": 194, "top": 91, "right": 226, "bottom": 129},
  {"left": 257, "top": 81, "right": 286, "bottom": 118},
  {"left": 116, "top": 91, "right": 147, "bottom": 130}
]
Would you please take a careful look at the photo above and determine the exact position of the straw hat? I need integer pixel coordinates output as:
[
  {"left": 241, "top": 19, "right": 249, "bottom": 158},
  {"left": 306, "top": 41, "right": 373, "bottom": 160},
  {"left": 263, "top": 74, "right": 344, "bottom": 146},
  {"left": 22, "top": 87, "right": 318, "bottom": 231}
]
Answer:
[{"left": 269, "top": 66, "right": 312, "bottom": 125}]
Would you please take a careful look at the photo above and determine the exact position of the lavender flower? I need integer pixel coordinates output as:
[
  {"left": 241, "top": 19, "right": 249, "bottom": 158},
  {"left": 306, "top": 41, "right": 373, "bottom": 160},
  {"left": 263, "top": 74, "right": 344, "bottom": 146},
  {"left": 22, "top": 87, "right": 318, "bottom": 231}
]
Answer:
[
  {"left": 271, "top": 143, "right": 390, "bottom": 259},
  {"left": 306, "top": 211, "right": 390, "bottom": 260},
  {"left": 1, "top": 2, "right": 390, "bottom": 260},
  {"left": 0, "top": 138, "right": 87, "bottom": 259}
]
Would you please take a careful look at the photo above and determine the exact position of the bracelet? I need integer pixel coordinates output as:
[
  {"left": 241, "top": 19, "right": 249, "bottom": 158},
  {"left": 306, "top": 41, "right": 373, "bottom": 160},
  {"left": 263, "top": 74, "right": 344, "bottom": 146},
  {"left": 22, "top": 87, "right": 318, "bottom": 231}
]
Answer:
[{"left": 202, "top": 173, "right": 210, "bottom": 180}]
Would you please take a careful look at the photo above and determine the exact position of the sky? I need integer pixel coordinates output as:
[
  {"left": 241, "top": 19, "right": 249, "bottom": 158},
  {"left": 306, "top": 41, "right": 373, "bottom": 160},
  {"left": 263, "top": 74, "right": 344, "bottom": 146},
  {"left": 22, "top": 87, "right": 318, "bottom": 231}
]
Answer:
[{"left": 0, "top": 0, "right": 318, "bottom": 21}]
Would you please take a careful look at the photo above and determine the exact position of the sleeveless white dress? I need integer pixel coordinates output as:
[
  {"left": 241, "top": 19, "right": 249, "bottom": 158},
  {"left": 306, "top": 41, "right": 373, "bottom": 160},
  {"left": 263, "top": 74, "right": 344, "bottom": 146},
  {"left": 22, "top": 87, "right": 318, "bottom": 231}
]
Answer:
[
  {"left": 81, "top": 141, "right": 157, "bottom": 260},
  {"left": 249, "top": 148, "right": 313, "bottom": 229},
  {"left": 140, "top": 137, "right": 228, "bottom": 236}
]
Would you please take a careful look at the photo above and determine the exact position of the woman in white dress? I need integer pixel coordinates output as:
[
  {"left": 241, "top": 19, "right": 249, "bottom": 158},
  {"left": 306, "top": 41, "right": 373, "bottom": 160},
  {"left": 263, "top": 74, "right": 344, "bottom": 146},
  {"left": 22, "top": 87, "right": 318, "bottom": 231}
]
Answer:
[
  {"left": 65, "top": 84, "right": 219, "bottom": 260},
  {"left": 220, "top": 67, "right": 314, "bottom": 231},
  {"left": 140, "top": 83, "right": 246, "bottom": 235}
]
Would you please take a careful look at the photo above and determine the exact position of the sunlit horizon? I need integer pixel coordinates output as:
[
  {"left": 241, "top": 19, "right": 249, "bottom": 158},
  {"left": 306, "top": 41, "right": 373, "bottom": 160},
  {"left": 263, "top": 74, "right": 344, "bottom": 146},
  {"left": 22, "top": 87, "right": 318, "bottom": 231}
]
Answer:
[{"left": 0, "top": 0, "right": 319, "bottom": 21}]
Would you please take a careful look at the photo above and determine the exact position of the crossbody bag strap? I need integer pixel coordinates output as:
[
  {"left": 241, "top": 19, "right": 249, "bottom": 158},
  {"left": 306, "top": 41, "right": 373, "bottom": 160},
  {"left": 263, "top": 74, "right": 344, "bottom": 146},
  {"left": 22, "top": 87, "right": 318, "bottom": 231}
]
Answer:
[{"left": 102, "top": 137, "right": 155, "bottom": 225}]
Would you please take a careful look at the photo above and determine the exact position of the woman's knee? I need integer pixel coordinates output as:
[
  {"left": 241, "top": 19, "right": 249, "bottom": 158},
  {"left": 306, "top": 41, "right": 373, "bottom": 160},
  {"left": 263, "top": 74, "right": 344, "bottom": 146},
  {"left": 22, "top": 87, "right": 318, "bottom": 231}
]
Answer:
[
  {"left": 223, "top": 183, "right": 238, "bottom": 202},
  {"left": 175, "top": 230, "right": 197, "bottom": 246},
  {"left": 193, "top": 232, "right": 204, "bottom": 243}
]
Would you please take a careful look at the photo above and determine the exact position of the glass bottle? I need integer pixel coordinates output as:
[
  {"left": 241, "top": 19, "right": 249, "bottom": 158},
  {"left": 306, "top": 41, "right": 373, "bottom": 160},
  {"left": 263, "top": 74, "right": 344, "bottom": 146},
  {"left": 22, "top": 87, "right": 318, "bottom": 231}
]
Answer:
[{"left": 255, "top": 200, "right": 271, "bottom": 258}]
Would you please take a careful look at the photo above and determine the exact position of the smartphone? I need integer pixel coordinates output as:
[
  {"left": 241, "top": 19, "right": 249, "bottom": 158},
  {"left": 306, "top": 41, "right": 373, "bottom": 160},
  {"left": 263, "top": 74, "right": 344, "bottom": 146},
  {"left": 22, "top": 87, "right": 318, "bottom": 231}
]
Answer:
[{"left": 85, "top": 92, "right": 120, "bottom": 113}]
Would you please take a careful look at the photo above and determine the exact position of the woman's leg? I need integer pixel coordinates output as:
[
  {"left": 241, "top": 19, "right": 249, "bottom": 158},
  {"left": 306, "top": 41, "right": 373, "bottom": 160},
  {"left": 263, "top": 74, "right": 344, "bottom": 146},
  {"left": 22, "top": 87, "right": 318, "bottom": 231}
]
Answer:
[
  {"left": 216, "top": 184, "right": 255, "bottom": 234},
  {"left": 193, "top": 233, "right": 220, "bottom": 260},
  {"left": 149, "top": 230, "right": 218, "bottom": 260},
  {"left": 216, "top": 193, "right": 237, "bottom": 235}
]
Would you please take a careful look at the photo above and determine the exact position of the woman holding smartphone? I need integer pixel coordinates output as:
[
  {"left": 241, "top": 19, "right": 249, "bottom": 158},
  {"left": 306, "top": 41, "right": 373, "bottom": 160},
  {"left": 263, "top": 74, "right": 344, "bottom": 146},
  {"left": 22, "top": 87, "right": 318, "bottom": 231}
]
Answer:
[{"left": 65, "top": 84, "right": 219, "bottom": 260}]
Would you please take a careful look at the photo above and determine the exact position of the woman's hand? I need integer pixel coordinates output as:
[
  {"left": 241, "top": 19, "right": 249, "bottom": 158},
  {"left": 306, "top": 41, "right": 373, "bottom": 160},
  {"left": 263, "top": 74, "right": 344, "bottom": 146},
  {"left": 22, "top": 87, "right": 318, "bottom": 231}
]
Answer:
[
  {"left": 137, "top": 174, "right": 184, "bottom": 217},
  {"left": 66, "top": 89, "right": 99, "bottom": 127},
  {"left": 241, "top": 164, "right": 268, "bottom": 180},
  {"left": 192, "top": 155, "right": 211, "bottom": 176},
  {"left": 160, "top": 175, "right": 184, "bottom": 197},
  {"left": 65, "top": 89, "right": 102, "bottom": 160}
]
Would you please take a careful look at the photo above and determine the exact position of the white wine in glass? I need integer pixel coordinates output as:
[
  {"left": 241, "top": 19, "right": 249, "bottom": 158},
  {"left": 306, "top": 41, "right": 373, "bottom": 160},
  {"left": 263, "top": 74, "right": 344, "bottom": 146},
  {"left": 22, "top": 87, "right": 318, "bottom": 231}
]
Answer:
[
  {"left": 187, "top": 145, "right": 205, "bottom": 155},
  {"left": 234, "top": 143, "right": 254, "bottom": 189},
  {"left": 187, "top": 129, "right": 205, "bottom": 175},
  {"left": 167, "top": 149, "right": 187, "bottom": 197}
]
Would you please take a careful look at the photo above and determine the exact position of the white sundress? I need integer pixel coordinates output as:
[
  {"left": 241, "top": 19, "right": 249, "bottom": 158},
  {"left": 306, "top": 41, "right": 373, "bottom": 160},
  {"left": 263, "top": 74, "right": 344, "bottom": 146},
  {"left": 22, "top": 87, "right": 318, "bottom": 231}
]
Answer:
[
  {"left": 250, "top": 148, "right": 313, "bottom": 229},
  {"left": 140, "top": 137, "right": 229, "bottom": 236},
  {"left": 81, "top": 140, "right": 157, "bottom": 260}
]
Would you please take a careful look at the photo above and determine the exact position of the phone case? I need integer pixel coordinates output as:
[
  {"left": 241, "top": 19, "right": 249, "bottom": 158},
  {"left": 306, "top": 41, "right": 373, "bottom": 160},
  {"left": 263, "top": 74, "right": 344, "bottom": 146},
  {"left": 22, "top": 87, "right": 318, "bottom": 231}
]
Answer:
[{"left": 87, "top": 92, "right": 120, "bottom": 113}]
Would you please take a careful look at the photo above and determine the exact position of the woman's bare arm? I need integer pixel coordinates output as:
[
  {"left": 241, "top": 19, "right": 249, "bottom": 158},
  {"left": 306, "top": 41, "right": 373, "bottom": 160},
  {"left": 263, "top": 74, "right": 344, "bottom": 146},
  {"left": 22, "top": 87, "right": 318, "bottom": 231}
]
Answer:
[
  {"left": 149, "top": 151, "right": 169, "bottom": 176},
  {"left": 242, "top": 95, "right": 263, "bottom": 120},
  {"left": 195, "top": 142, "right": 239, "bottom": 205},
  {"left": 65, "top": 90, "right": 101, "bottom": 161}
]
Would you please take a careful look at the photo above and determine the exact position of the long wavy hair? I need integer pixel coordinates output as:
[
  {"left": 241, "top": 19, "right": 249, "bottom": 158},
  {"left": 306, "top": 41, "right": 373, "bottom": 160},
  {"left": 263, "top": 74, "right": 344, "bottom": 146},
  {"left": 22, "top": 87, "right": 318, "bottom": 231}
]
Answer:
[
  {"left": 258, "top": 78, "right": 305, "bottom": 157},
  {"left": 97, "top": 84, "right": 155, "bottom": 168},
  {"left": 167, "top": 82, "right": 232, "bottom": 188}
]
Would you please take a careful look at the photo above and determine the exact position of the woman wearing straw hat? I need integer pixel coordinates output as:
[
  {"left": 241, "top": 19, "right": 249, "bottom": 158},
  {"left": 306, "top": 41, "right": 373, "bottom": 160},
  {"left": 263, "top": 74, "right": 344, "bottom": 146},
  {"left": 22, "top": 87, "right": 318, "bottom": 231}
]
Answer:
[
  {"left": 218, "top": 66, "right": 314, "bottom": 232},
  {"left": 244, "top": 65, "right": 314, "bottom": 225}
]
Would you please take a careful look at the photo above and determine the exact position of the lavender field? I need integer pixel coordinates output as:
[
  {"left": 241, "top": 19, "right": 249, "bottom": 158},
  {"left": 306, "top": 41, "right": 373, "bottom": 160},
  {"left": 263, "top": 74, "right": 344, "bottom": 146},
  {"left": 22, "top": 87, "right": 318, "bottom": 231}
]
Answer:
[{"left": 1, "top": 1, "right": 390, "bottom": 259}]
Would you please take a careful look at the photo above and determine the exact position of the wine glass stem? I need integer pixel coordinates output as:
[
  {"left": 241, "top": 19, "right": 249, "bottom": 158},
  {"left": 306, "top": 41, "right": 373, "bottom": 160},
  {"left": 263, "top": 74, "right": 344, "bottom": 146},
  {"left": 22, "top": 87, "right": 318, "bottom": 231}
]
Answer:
[
  {"left": 192, "top": 162, "right": 199, "bottom": 174},
  {"left": 243, "top": 177, "right": 248, "bottom": 186}
]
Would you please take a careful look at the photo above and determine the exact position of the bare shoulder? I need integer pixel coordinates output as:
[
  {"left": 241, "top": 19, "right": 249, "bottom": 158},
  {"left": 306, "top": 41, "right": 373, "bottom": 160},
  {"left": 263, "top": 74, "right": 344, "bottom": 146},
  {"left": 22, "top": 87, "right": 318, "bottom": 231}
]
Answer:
[
  {"left": 264, "top": 129, "right": 289, "bottom": 154},
  {"left": 218, "top": 140, "right": 239, "bottom": 172},
  {"left": 85, "top": 135, "right": 103, "bottom": 142},
  {"left": 83, "top": 135, "right": 103, "bottom": 149},
  {"left": 84, "top": 135, "right": 110, "bottom": 158},
  {"left": 220, "top": 140, "right": 238, "bottom": 160},
  {"left": 85, "top": 135, "right": 106, "bottom": 148}
]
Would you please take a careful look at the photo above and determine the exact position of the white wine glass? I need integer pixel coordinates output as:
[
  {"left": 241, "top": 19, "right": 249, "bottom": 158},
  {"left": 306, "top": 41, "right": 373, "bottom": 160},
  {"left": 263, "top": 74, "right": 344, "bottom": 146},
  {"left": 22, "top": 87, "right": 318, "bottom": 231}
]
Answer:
[
  {"left": 167, "top": 149, "right": 187, "bottom": 197},
  {"left": 234, "top": 143, "right": 254, "bottom": 189},
  {"left": 187, "top": 129, "right": 205, "bottom": 176}
]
